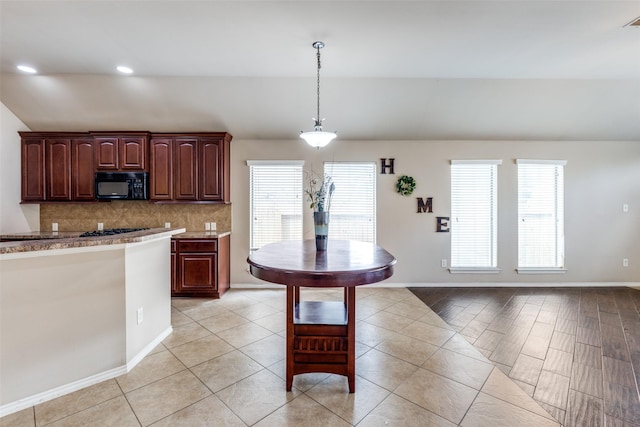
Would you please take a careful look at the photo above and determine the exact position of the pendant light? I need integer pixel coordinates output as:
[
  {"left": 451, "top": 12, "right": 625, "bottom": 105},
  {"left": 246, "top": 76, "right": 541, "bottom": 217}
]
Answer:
[{"left": 300, "top": 41, "right": 337, "bottom": 148}]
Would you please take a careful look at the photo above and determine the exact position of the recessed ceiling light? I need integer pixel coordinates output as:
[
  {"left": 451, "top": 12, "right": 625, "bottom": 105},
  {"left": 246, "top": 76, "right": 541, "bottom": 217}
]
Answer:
[
  {"left": 116, "top": 66, "right": 133, "bottom": 74},
  {"left": 17, "top": 65, "right": 37, "bottom": 74}
]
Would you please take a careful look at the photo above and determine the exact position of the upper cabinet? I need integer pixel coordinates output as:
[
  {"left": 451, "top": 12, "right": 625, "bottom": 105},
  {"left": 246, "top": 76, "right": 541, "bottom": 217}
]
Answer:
[
  {"left": 20, "top": 132, "right": 95, "bottom": 202},
  {"left": 20, "top": 130, "right": 231, "bottom": 204},
  {"left": 149, "top": 137, "right": 173, "bottom": 200},
  {"left": 72, "top": 137, "right": 96, "bottom": 200},
  {"left": 21, "top": 137, "right": 46, "bottom": 201},
  {"left": 91, "top": 132, "right": 149, "bottom": 171},
  {"left": 150, "top": 133, "right": 232, "bottom": 203},
  {"left": 45, "top": 138, "right": 72, "bottom": 201}
]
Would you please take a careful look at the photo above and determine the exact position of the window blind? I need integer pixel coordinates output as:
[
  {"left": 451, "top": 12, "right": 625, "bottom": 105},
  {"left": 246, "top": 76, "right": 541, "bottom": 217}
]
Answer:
[
  {"left": 324, "top": 162, "right": 376, "bottom": 243},
  {"left": 450, "top": 161, "right": 500, "bottom": 268},
  {"left": 517, "top": 160, "right": 565, "bottom": 268},
  {"left": 248, "top": 161, "right": 303, "bottom": 251}
]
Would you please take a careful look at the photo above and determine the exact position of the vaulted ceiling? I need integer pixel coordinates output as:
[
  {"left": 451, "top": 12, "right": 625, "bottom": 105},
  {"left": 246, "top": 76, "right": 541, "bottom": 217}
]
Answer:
[{"left": 1, "top": 0, "right": 639, "bottom": 141}]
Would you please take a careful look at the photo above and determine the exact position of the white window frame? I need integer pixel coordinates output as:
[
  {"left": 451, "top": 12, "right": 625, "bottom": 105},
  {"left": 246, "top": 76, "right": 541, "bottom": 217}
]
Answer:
[
  {"left": 323, "top": 161, "right": 377, "bottom": 243},
  {"left": 449, "top": 160, "right": 502, "bottom": 274},
  {"left": 516, "top": 159, "right": 567, "bottom": 274},
  {"left": 247, "top": 160, "right": 304, "bottom": 252}
]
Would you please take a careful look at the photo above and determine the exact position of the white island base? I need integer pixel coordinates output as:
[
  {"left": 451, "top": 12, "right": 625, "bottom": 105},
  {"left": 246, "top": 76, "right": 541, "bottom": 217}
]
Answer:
[{"left": 0, "top": 232, "right": 179, "bottom": 416}]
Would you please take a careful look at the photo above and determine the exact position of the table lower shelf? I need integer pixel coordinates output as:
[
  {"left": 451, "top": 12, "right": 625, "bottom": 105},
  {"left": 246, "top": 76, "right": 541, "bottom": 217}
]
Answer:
[
  {"left": 294, "top": 301, "right": 347, "bottom": 325},
  {"left": 287, "top": 293, "right": 356, "bottom": 392}
]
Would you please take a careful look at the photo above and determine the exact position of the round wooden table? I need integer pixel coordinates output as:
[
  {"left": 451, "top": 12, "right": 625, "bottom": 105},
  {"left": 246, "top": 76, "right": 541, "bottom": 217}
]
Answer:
[{"left": 247, "top": 239, "right": 396, "bottom": 392}]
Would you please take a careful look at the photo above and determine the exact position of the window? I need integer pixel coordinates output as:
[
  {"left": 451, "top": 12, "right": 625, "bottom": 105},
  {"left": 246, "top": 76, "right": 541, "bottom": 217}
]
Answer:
[
  {"left": 248, "top": 161, "right": 303, "bottom": 251},
  {"left": 450, "top": 160, "right": 501, "bottom": 270},
  {"left": 324, "top": 162, "right": 376, "bottom": 243},
  {"left": 517, "top": 160, "right": 566, "bottom": 270}
]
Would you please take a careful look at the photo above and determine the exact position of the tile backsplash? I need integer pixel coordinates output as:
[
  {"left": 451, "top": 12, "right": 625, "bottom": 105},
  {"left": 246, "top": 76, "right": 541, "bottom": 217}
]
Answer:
[{"left": 40, "top": 201, "right": 231, "bottom": 232}]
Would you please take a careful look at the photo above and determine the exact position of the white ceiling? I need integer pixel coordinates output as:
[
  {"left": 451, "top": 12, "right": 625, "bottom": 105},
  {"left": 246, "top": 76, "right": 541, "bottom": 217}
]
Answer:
[{"left": 1, "top": 0, "right": 639, "bottom": 141}]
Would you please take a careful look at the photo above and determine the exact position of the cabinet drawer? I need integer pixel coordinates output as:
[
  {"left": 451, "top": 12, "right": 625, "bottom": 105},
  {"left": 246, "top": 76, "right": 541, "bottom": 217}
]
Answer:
[{"left": 177, "top": 239, "right": 217, "bottom": 252}]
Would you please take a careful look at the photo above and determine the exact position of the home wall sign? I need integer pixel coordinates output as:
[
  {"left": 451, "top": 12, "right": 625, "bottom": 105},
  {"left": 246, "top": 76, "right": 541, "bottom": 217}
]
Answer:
[
  {"left": 380, "top": 158, "right": 447, "bottom": 232},
  {"left": 396, "top": 175, "right": 416, "bottom": 196},
  {"left": 416, "top": 197, "right": 433, "bottom": 213},
  {"left": 380, "top": 158, "right": 395, "bottom": 174},
  {"left": 436, "top": 216, "right": 450, "bottom": 232}
]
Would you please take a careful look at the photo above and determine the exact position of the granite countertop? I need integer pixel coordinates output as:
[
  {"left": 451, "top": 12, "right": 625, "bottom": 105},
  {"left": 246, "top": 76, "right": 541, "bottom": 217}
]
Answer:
[
  {"left": 0, "top": 228, "right": 186, "bottom": 255},
  {"left": 172, "top": 231, "right": 231, "bottom": 239},
  {"left": 0, "top": 231, "right": 84, "bottom": 240}
]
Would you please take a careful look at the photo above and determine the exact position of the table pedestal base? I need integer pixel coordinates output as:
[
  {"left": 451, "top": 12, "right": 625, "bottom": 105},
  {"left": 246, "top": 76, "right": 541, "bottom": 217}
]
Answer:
[{"left": 286, "top": 286, "right": 356, "bottom": 392}]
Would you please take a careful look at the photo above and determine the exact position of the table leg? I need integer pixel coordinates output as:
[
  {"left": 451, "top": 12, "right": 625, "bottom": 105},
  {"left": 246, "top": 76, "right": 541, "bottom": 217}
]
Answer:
[
  {"left": 286, "top": 285, "right": 294, "bottom": 391},
  {"left": 347, "top": 286, "right": 356, "bottom": 392}
]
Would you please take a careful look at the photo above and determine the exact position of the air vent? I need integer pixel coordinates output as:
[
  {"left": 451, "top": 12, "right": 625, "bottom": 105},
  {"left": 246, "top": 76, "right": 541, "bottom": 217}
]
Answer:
[{"left": 625, "top": 16, "right": 640, "bottom": 27}]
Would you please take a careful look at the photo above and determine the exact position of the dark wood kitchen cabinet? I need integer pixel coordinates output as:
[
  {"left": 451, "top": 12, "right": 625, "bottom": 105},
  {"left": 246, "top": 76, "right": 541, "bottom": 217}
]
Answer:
[
  {"left": 20, "top": 130, "right": 231, "bottom": 204},
  {"left": 149, "top": 137, "right": 173, "bottom": 200},
  {"left": 170, "top": 239, "right": 177, "bottom": 293},
  {"left": 20, "top": 132, "right": 95, "bottom": 202},
  {"left": 200, "top": 137, "right": 227, "bottom": 201},
  {"left": 45, "top": 138, "right": 72, "bottom": 201},
  {"left": 171, "top": 234, "right": 230, "bottom": 298},
  {"left": 71, "top": 138, "right": 95, "bottom": 200},
  {"left": 21, "top": 137, "right": 46, "bottom": 201},
  {"left": 91, "top": 132, "right": 149, "bottom": 171},
  {"left": 174, "top": 138, "right": 198, "bottom": 200},
  {"left": 150, "top": 132, "right": 231, "bottom": 203}
]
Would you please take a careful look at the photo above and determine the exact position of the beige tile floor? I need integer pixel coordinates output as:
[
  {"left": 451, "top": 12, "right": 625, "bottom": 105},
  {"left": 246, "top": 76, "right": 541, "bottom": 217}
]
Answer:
[{"left": 1, "top": 288, "right": 561, "bottom": 426}]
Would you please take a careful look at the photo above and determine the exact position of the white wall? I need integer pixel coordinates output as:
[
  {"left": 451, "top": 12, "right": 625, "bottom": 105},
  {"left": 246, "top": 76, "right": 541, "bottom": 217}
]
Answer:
[
  {"left": 0, "top": 102, "right": 38, "bottom": 233},
  {"left": 0, "top": 235, "right": 174, "bottom": 413},
  {"left": 1, "top": 248, "right": 126, "bottom": 405},
  {"left": 125, "top": 239, "right": 172, "bottom": 361},
  {"left": 231, "top": 139, "right": 640, "bottom": 285}
]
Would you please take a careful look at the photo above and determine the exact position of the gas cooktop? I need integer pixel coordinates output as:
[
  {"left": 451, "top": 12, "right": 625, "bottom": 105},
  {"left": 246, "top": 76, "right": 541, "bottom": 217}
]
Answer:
[{"left": 79, "top": 228, "right": 148, "bottom": 238}]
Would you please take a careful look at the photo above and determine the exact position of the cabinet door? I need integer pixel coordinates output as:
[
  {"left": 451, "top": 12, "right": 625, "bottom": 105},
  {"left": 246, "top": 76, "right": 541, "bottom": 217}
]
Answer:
[
  {"left": 199, "top": 138, "right": 223, "bottom": 201},
  {"left": 72, "top": 138, "right": 95, "bottom": 200},
  {"left": 45, "top": 139, "right": 72, "bottom": 201},
  {"left": 95, "top": 137, "right": 119, "bottom": 170},
  {"left": 177, "top": 253, "right": 217, "bottom": 294},
  {"left": 120, "top": 137, "right": 146, "bottom": 170},
  {"left": 171, "top": 240, "right": 178, "bottom": 294},
  {"left": 150, "top": 138, "right": 173, "bottom": 200},
  {"left": 174, "top": 139, "right": 198, "bottom": 200},
  {"left": 21, "top": 138, "right": 46, "bottom": 201}
]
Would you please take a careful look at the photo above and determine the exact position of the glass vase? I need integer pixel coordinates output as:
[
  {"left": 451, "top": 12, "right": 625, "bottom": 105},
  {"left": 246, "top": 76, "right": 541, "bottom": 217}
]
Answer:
[{"left": 313, "top": 211, "right": 330, "bottom": 251}]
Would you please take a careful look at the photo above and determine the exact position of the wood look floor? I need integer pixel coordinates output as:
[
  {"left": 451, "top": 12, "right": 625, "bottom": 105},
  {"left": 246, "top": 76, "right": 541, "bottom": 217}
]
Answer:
[{"left": 410, "top": 286, "right": 640, "bottom": 426}]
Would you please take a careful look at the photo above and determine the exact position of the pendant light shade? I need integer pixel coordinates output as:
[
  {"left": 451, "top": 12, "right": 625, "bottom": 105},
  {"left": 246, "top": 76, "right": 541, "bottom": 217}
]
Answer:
[
  {"left": 300, "top": 129, "right": 336, "bottom": 148},
  {"left": 300, "top": 41, "right": 336, "bottom": 148}
]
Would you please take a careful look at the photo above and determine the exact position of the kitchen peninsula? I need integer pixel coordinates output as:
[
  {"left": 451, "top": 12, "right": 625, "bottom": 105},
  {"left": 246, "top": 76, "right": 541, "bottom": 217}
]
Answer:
[{"left": 0, "top": 228, "right": 184, "bottom": 415}]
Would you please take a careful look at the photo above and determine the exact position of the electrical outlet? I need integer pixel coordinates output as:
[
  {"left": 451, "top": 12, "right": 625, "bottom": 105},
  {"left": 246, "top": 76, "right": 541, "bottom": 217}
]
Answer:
[
  {"left": 137, "top": 307, "right": 143, "bottom": 324},
  {"left": 97, "top": 222, "right": 104, "bottom": 231},
  {"left": 441, "top": 259, "right": 447, "bottom": 268},
  {"left": 52, "top": 222, "right": 58, "bottom": 231},
  {"left": 205, "top": 222, "right": 211, "bottom": 231},
  {"left": 210, "top": 222, "right": 217, "bottom": 231},
  {"left": 623, "top": 258, "right": 629, "bottom": 267},
  {"left": 623, "top": 204, "right": 629, "bottom": 213},
  {"left": 164, "top": 222, "right": 171, "bottom": 229}
]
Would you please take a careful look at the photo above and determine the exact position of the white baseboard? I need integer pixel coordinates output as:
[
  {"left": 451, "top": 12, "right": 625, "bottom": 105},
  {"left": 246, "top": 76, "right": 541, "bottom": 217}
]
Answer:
[
  {"left": 126, "top": 326, "right": 173, "bottom": 371},
  {"left": 231, "top": 282, "right": 640, "bottom": 289},
  {"left": 0, "top": 326, "right": 173, "bottom": 418}
]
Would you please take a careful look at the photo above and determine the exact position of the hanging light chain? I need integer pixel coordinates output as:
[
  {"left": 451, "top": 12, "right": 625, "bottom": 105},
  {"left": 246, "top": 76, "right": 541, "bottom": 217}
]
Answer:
[{"left": 315, "top": 43, "right": 322, "bottom": 128}]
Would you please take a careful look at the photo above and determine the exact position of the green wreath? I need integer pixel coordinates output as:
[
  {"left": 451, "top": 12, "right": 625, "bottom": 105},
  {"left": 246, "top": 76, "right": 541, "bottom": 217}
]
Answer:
[{"left": 396, "top": 175, "right": 416, "bottom": 196}]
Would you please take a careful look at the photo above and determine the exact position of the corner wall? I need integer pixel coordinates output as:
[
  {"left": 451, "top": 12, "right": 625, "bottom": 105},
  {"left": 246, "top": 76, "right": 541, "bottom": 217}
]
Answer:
[
  {"left": 230, "top": 139, "right": 640, "bottom": 285},
  {"left": 0, "top": 102, "right": 38, "bottom": 233}
]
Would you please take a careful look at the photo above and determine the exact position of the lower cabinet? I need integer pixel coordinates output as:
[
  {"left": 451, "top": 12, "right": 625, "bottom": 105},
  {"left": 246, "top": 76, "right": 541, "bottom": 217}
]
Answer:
[{"left": 171, "top": 234, "right": 230, "bottom": 298}]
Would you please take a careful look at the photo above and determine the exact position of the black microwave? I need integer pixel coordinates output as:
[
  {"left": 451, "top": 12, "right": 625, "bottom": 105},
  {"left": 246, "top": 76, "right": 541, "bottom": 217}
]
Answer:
[{"left": 95, "top": 172, "right": 149, "bottom": 200}]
